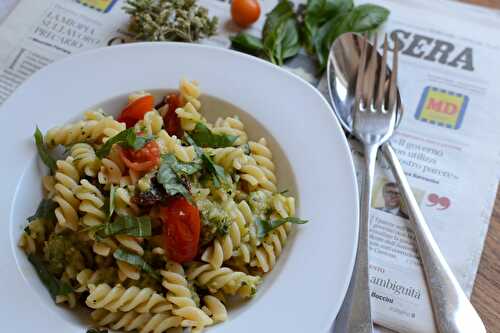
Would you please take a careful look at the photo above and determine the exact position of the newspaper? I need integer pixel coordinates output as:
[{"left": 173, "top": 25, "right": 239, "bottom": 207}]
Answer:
[{"left": 1, "top": 1, "right": 499, "bottom": 332}]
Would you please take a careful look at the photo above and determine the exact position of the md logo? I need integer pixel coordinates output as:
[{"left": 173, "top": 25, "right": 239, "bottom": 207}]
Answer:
[
  {"left": 76, "top": 0, "right": 118, "bottom": 13},
  {"left": 415, "top": 87, "right": 468, "bottom": 129}
]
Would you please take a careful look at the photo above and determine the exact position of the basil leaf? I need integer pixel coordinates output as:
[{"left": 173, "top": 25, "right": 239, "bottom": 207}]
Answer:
[
  {"left": 27, "top": 198, "right": 57, "bottom": 222},
  {"left": 263, "top": 0, "right": 295, "bottom": 37},
  {"left": 95, "top": 215, "right": 152, "bottom": 238},
  {"left": 255, "top": 217, "right": 308, "bottom": 240},
  {"left": 186, "top": 135, "right": 229, "bottom": 188},
  {"left": 157, "top": 157, "right": 191, "bottom": 198},
  {"left": 230, "top": 33, "right": 264, "bottom": 56},
  {"left": 303, "top": 0, "right": 353, "bottom": 52},
  {"left": 262, "top": 0, "right": 300, "bottom": 65},
  {"left": 162, "top": 153, "right": 201, "bottom": 176},
  {"left": 28, "top": 254, "right": 73, "bottom": 300},
  {"left": 190, "top": 123, "right": 238, "bottom": 148},
  {"left": 34, "top": 127, "right": 56, "bottom": 172},
  {"left": 96, "top": 128, "right": 152, "bottom": 159},
  {"left": 314, "top": 4, "right": 389, "bottom": 71},
  {"left": 113, "top": 249, "right": 161, "bottom": 281},
  {"left": 344, "top": 4, "right": 390, "bottom": 32}
]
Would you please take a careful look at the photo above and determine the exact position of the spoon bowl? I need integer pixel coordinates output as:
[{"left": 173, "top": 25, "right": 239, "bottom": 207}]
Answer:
[{"left": 327, "top": 32, "right": 403, "bottom": 132}]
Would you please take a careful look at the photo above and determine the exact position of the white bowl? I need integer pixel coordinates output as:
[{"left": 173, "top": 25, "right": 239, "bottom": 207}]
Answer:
[{"left": 0, "top": 42, "right": 358, "bottom": 332}]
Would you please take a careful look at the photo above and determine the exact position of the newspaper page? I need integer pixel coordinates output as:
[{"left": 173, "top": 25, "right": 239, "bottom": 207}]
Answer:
[{"left": 0, "top": 1, "right": 499, "bottom": 333}]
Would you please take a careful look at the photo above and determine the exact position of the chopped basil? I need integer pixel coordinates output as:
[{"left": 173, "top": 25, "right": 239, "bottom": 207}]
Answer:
[
  {"left": 162, "top": 153, "right": 202, "bottom": 176},
  {"left": 186, "top": 135, "right": 229, "bottom": 188},
  {"left": 189, "top": 123, "right": 238, "bottom": 148},
  {"left": 255, "top": 217, "right": 308, "bottom": 240},
  {"left": 157, "top": 157, "right": 191, "bottom": 198},
  {"left": 34, "top": 127, "right": 56, "bottom": 172},
  {"left": 113, "top": 249, "right": 161, "bottom": 281},
  {"left": 96, "top": 128, "right": 152, "bottom": 159},
  {"left": 28, "top": 254, "right": 73, "bottom": 300},
  {"left": 90, "top": 215, "right": 152, "bottom": 238},
  {"left": 27, "top": 198, "right": 57, "bottom": 222}
]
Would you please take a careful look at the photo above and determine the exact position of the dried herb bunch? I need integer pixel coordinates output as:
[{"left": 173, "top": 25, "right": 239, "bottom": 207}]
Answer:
[{"left": 124, "top": 0, "right": 219, "bottom": 42}]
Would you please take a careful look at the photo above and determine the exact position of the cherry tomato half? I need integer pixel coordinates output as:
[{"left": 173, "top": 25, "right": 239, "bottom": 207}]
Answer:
[
  {"left": 160, "top": 197, "right": 201, "bottom": 263},
  {"left": 119, "top": 140, "right": 160, "bottom": 172},
  {"left": 231, "top": 0, "right": 261, "bottom": 28},
  {"left": 118, "top": 95, "right": 154, "bottom": 128},
  {"left": 162, "top": 93, "right": 183, "bottom": 138}
]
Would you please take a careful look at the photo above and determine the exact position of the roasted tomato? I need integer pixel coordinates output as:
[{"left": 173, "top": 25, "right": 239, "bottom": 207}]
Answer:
[
  {"left": 160, "top": 197, "right": 201, "bottom": 263},
  {"left": 119, "top": 140, "right": 160, "bottom": 172},
  {"left": 118, "top": 95, "right": 154, "bottom": 128},
  {"left": 162, "top": 93, "right": 183, "bottom": 138}
]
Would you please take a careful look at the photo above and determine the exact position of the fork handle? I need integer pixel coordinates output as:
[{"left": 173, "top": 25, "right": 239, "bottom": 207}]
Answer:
[
  {"left": 333, "top": 144, "right": 378, "bottom": 333},
  {"left": 381, "top": 143, "right": 486, "bottom": 333}
]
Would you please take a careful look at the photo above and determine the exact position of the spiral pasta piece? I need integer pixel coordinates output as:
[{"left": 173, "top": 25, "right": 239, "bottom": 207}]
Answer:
[
  {"left": 209, "top": 147, "right": 247, "bottom": 171},
  {"left": 70, "top": 143, "right": 100, "bottom": 177},
  {"left": 98, "top": 145, "right": 126, "bottom": 187},
  {"left": 156, "top": 130, "right": 196, "bottom": 162},
  {"left": 91, "top": 309, "right": 183, "bottom": 333},
  {"left": 237, "top": 155, "right": 277, "bottom": 193},
  {"left": 53, "top": 157, "right": 81, "bottom": 231},
  {"left": 75, "top": 268, "right": 116, "bottom": 293},
  {"left": 201, "top": 295, "right": 227, "bottom": 324},
  {"left": 86, "top": 283, "right": 171, "bottom": 313},
  {"left": 161, "top": 263, "right": 213, "bottom": 330},
  {"left": 176, "top": 80, "right": 204, "bottom": 131},
  {"left": 45, "top": 110, "right": 125, "bottom": 147},
  {"left": 75, "top": 179, "right": 106, "bottom": 227},
  {"left": 249, "top": 138, "right": 276, "bottom": 185},
  {"left": 42, "top": 175, "right": 56, "bottom": 197},
  {"left": 115, "top": 186, "right": 140, "bottom": 216},
  {"left": 213, "top": 116, "right": 248, "bottom": 145},
  {"left": 187, "top": 263, "right": 260, "bottom": 298},
  {"left": 250, "top": 194, "right": 295, "bottom": 273},
  {"left": 179, "top": 79, "right": 201, "bottom": 110},
  {"left": 135, "top": 110, "right": 164, "bottom": 136}
]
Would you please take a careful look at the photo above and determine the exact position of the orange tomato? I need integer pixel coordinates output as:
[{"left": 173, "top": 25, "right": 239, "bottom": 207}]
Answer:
[
  {"left": 119, "top": 140, "right": 160, "bottom": 172},
  {"left": 160, "top": 197, "right": 201, "bottom": 263},
  {"left": 231, "top": 0, "right": 261, "bottom": 28}
]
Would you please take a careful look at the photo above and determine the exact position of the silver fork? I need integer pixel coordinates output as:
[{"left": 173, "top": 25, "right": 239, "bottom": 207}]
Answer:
[{"left": 335, "top": 35, "right": 398, "bottom": 333}]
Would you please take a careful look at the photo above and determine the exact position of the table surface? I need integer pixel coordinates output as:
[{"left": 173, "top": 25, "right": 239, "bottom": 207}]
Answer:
[
  {"left": 0, "top": 0, "right": 499, "bottom": 331},
  {"left": 460, "top": 2, "right": 500, "bottom": 331}
]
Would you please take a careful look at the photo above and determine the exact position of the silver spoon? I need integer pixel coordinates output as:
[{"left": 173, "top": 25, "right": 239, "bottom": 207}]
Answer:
[{"left": 328, "top": 32, "right": 486, "bottom": 333}]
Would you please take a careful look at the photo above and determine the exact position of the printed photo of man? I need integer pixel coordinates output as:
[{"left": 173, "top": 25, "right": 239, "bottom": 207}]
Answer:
[{"left": 376, "top": 182, "right": 409, "bottom": 219}]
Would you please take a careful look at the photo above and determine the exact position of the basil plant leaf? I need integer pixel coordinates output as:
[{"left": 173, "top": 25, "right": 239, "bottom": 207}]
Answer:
[
  {"left": 255, "top": 217, "right": 308, "bottom": 239},
  {"left": 34, "top": 126, "right": 57, "bottom": 172},
  {"left": 230, "top": 33, "right": 264, "bottom": 56}
]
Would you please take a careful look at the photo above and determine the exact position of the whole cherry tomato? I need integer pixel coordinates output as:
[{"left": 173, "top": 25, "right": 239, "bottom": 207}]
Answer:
[
  {"left": 231, "top": 0, "right": 261, "bottom": 28},
  {"left": 160, "top": 197, "right": 201, "bottom": 263}
]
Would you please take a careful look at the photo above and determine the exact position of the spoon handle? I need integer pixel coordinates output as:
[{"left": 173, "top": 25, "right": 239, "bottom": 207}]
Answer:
[
  {"left": 381, "top": 143, "right": 486, "bottom": 333},
  {"left": 334, "top": 145, "right": 377, "bottom": 333}
]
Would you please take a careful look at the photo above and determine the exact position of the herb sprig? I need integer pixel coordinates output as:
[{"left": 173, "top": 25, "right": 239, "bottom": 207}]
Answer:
[{"left": 124, "top": 0, "right": 218, "bottom": 42}]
